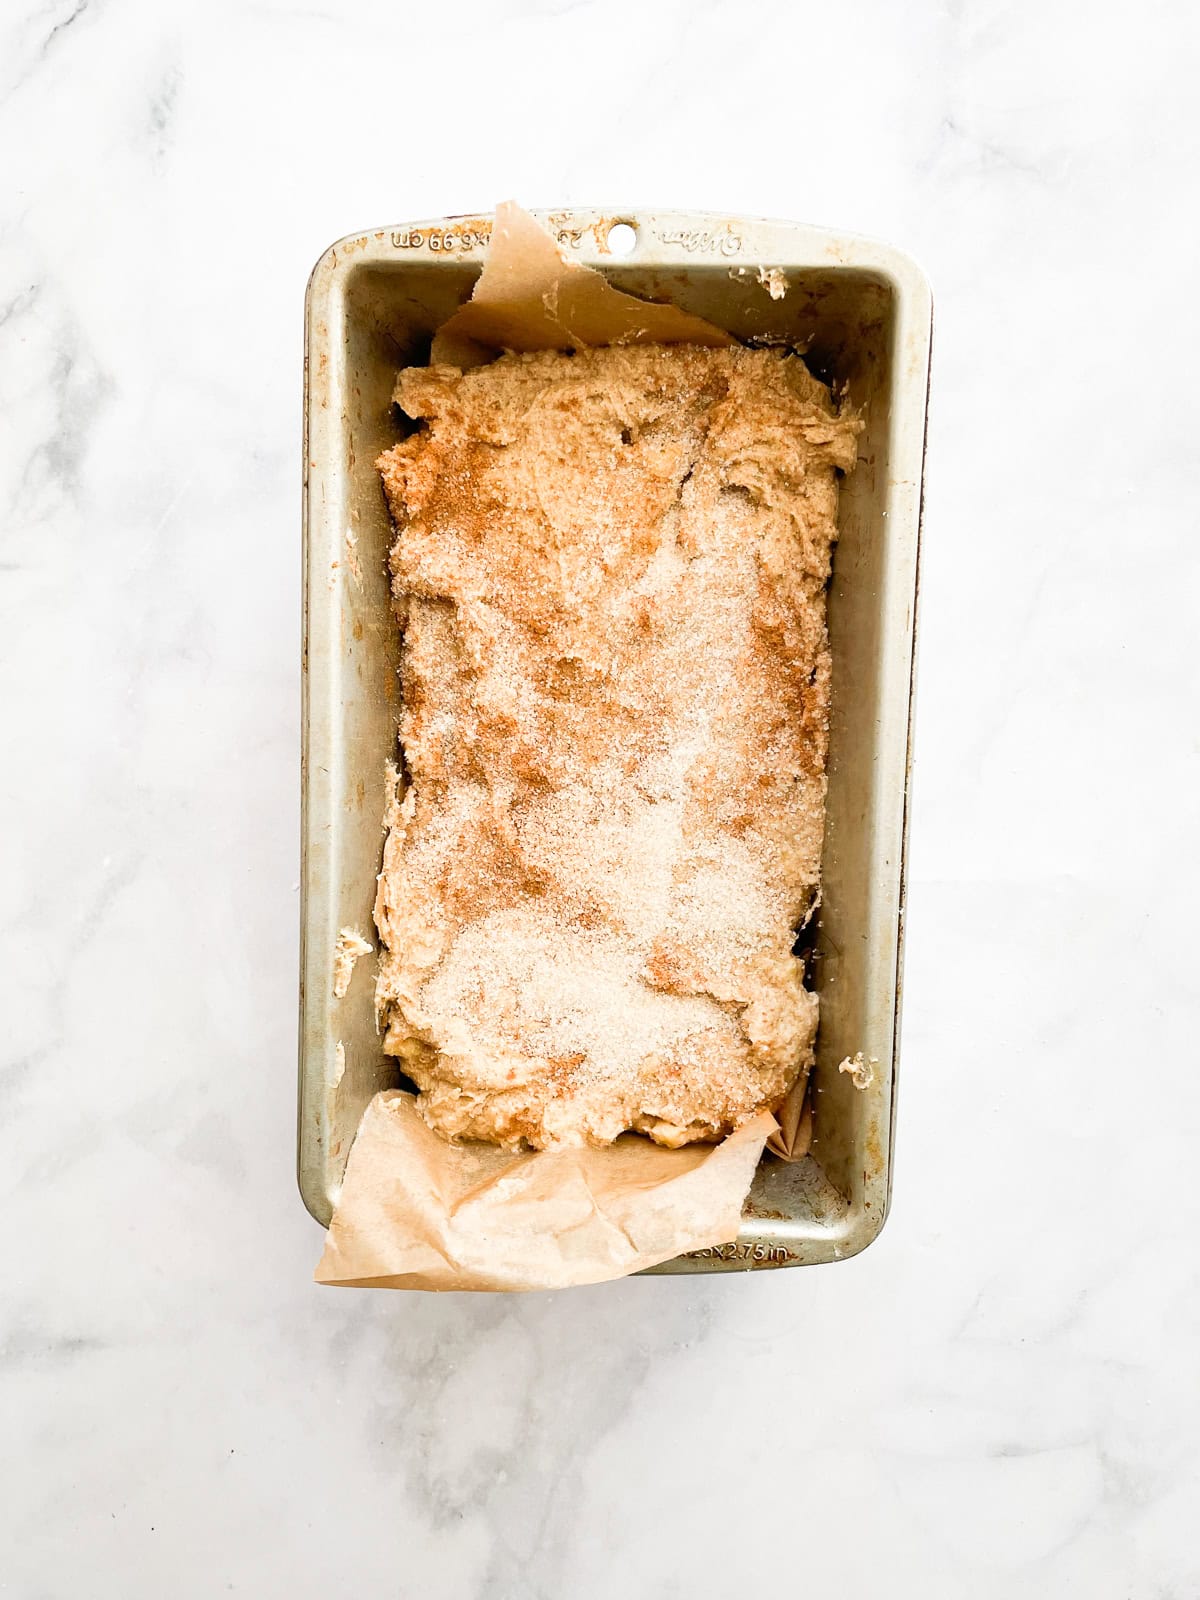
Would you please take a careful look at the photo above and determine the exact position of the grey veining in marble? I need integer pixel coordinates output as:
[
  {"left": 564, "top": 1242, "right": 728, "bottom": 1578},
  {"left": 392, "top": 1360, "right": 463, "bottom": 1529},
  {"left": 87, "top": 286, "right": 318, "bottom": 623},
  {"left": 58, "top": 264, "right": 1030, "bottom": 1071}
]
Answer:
[{"left": 2, "top": 0, "right": 1199, "bottom": 1594}]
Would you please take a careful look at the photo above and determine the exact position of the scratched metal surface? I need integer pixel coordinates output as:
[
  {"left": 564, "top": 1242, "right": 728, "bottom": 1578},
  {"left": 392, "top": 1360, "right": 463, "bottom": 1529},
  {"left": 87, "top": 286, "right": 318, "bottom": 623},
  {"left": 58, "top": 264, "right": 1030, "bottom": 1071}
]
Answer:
[{"left": 299, "top": 209, "right": 932, "bottom": 1273}]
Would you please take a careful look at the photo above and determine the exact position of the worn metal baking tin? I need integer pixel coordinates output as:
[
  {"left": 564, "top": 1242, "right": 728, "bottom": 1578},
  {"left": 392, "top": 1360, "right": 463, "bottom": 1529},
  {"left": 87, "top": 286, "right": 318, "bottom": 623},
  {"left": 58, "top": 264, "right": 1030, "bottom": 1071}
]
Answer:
[{"left": 301, "top": 209, "right": 931, "bottom": 1273}]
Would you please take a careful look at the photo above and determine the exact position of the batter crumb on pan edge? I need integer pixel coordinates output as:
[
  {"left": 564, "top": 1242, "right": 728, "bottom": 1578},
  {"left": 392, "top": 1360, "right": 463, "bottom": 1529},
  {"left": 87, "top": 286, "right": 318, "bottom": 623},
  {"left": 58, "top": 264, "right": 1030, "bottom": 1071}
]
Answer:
[
  {"left": 332, "top": 927, "right": 373, "bottom": 999},
  {"left": 373, "top": 344, "right": 859, "bottom": 1151}
]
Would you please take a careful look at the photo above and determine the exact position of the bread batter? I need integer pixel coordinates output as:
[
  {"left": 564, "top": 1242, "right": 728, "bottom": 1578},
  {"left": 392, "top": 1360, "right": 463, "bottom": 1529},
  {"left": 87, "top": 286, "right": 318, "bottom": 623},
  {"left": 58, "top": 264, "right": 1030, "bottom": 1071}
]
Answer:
[{"left": 375, "top": 345, "right": 858, "bottom": 1149}]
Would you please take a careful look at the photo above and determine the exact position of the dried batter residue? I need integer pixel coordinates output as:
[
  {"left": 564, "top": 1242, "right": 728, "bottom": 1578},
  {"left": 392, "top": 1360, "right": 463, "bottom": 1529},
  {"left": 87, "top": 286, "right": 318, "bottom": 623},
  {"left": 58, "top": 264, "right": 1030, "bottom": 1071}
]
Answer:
[
  {"left": 332, "top": 927, "right": 373, "bottom": 998},
  {"left": 837, "top": 1052, "right": 877, "bottom": 1091},
  {"left": 757, "top": 266, "right": 789, "bottom": 301},
  {"left": 344, "top": 528, "right": 363, "bottom": 587}
]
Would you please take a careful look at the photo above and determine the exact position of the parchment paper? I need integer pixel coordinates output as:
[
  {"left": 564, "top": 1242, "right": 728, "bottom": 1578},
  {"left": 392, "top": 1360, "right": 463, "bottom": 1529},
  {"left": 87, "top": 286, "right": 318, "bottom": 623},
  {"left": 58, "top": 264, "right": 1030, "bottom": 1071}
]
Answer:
[
  {"left": 430, "top": 200, "right": 734, "bottom": 369},
  {"left": 316, "top": 1095, "right": 776, "bottom": 1291},
  {"left": 766, "top": 1068, "right": 813, "bottom": 1160},
  {"left": 315, "top": 204, "right": 806, "bottom": 1293}
]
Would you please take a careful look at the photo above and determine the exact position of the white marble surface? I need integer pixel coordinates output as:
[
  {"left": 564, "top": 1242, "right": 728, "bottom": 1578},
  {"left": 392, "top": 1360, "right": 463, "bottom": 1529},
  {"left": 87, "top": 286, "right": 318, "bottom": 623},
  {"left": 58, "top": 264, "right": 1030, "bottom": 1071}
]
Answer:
[{"left": 3, "top": 0, "right": 1199, "bottom": 1593}]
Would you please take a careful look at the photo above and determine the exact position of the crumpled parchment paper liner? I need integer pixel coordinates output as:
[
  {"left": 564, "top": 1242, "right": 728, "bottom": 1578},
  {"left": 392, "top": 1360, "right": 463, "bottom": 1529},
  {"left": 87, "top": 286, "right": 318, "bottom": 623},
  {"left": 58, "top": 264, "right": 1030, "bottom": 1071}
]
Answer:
[
  {"left": 316, "top": 1094, "right": 776, "bottom": 1292},
  {"left": 430, "top": 200, "right": 734, "bottom": 368},
  {"left": 315, "top": 203, "right": 803, "bottom": 1292},
  {"left": 766, "top": 1067, "right": 813, "bottom": 1161}
]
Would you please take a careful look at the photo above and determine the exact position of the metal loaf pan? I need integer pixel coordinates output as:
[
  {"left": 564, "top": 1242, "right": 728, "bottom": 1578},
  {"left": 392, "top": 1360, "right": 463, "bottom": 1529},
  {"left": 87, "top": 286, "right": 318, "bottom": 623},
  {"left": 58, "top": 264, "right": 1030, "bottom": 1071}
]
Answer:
[{"left": 300, "top": 209, "right": 931, "bottom": 1273}]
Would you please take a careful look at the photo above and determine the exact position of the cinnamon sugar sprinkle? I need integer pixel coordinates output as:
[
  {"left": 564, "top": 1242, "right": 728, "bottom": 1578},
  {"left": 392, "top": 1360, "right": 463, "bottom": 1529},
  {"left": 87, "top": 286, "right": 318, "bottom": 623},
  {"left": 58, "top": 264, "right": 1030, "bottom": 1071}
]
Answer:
[{"left": 374, "top": 344, "right": 859, "bottom": 1151}]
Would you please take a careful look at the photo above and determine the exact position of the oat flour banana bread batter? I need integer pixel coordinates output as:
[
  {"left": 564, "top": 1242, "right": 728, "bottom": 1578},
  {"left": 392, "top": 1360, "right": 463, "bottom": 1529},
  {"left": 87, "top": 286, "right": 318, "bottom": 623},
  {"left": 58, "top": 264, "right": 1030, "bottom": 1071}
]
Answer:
[{"left": 375, "top": 344, "right": 859, "bottom": 1150}]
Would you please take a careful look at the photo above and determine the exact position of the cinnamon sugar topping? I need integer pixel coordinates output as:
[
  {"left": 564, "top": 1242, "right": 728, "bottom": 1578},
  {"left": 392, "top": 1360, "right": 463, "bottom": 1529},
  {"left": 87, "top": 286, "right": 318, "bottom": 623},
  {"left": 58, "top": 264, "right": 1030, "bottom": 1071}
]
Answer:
[{"left": 374, "top": 344, "right": 859, "bottom": 1150}]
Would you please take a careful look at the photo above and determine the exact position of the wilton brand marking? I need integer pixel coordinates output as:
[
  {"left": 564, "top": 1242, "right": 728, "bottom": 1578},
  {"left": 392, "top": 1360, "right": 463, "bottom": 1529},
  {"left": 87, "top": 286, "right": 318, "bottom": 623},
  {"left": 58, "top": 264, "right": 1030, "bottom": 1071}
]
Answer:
[{"left": 658, "top": 227, "right": 743, "bottom": 257}]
